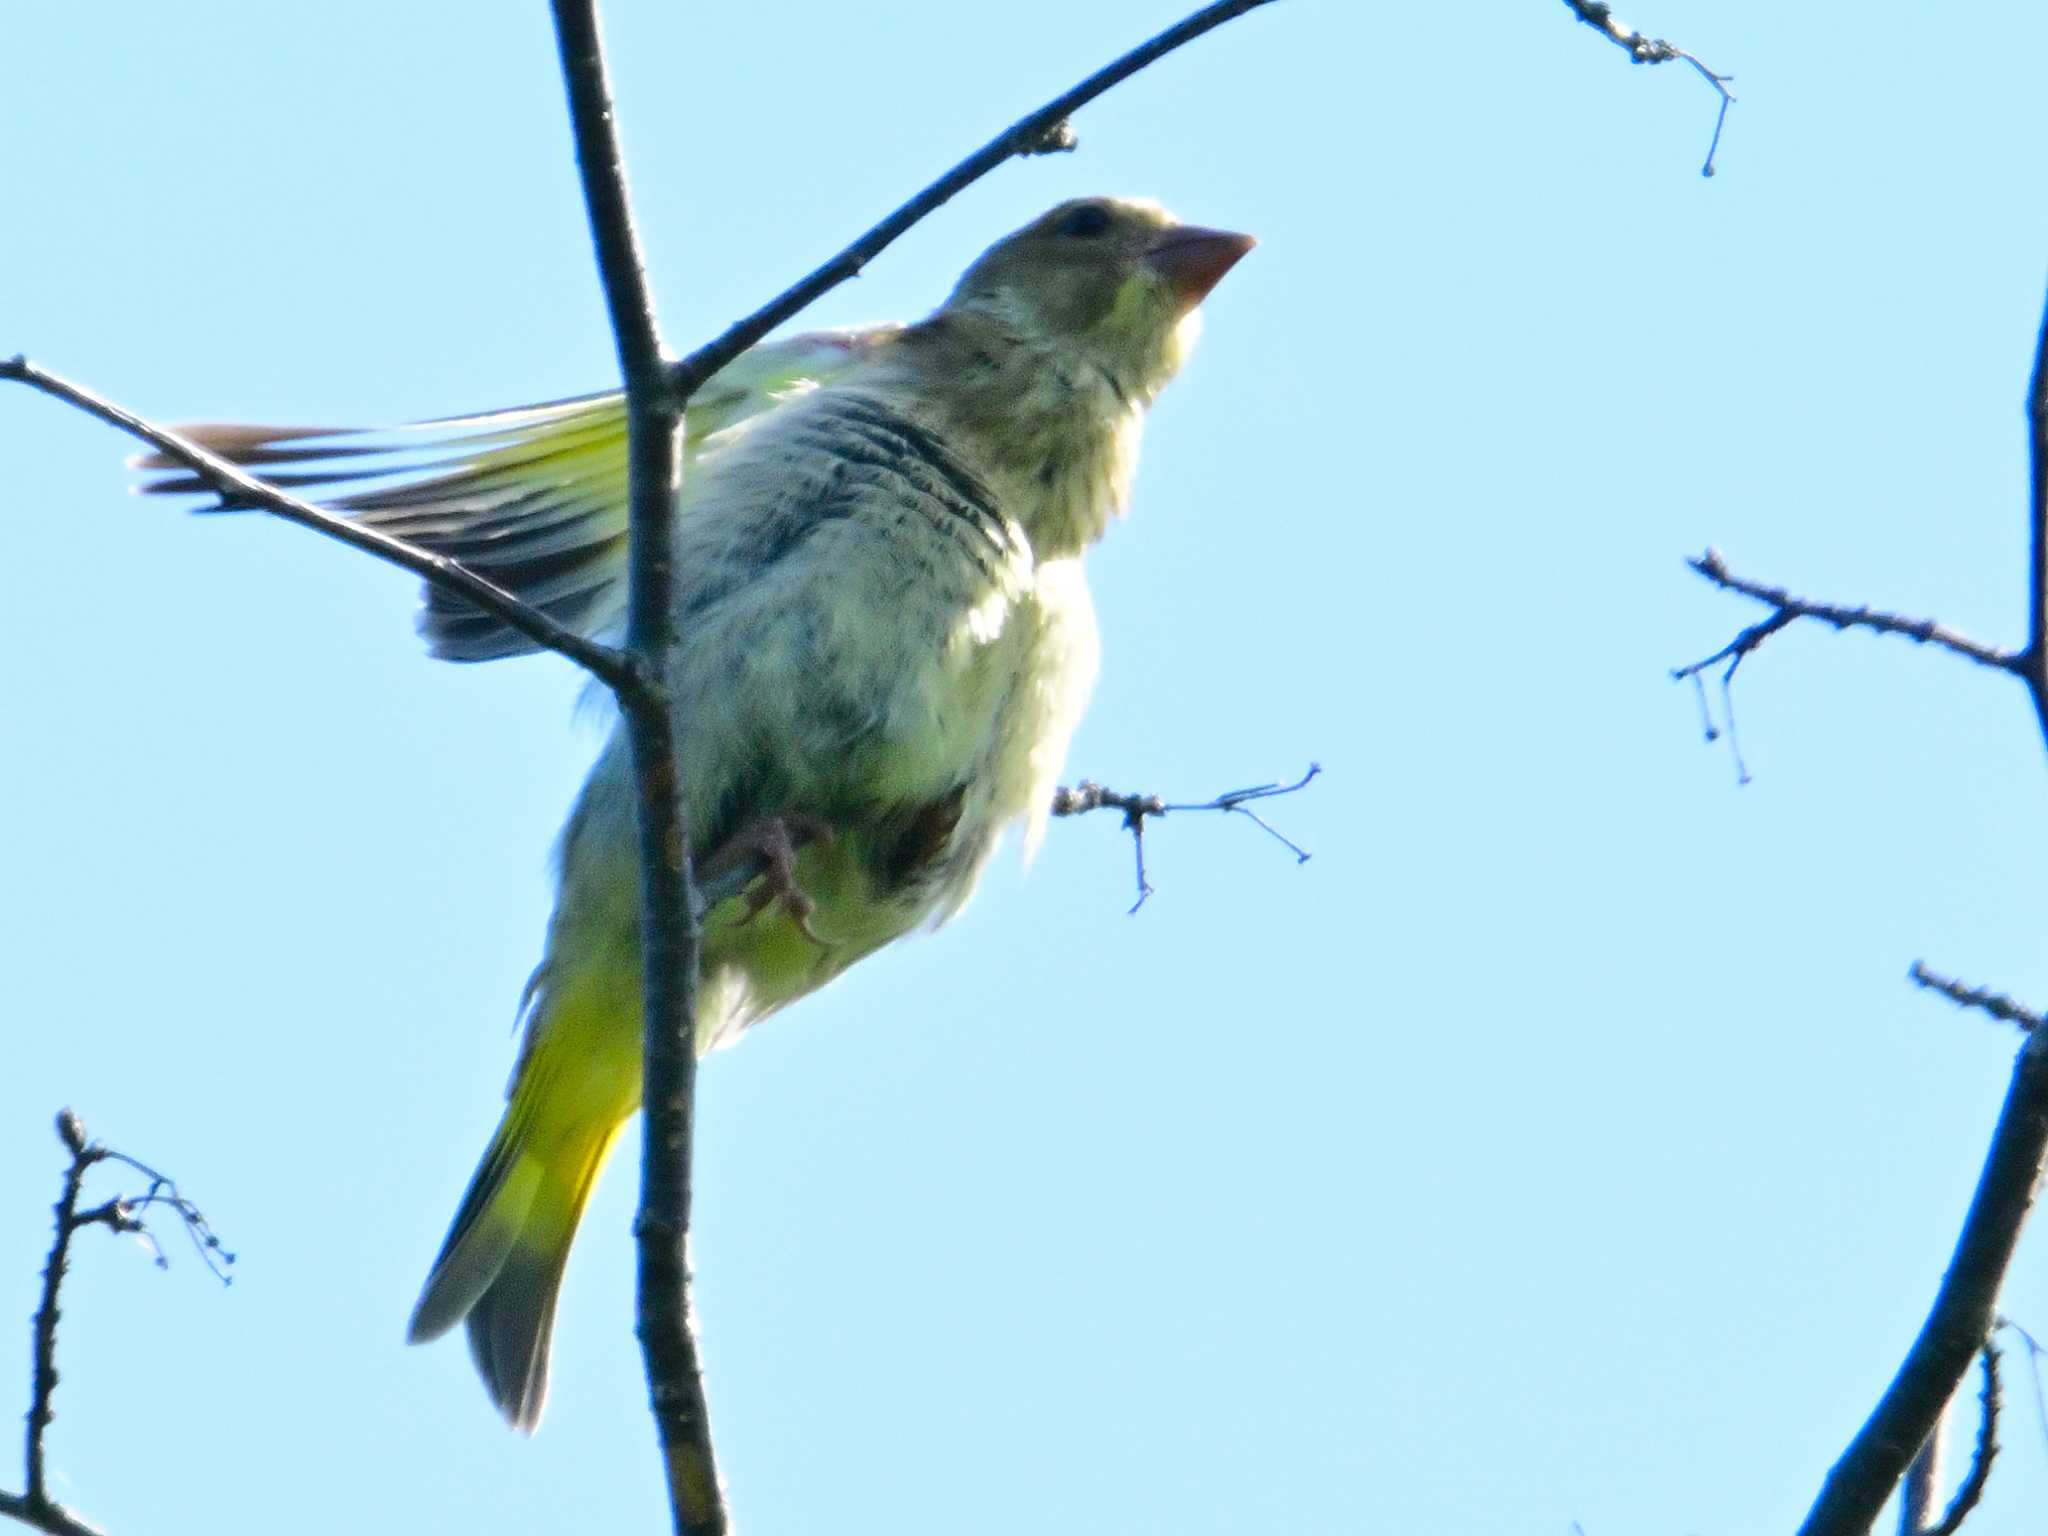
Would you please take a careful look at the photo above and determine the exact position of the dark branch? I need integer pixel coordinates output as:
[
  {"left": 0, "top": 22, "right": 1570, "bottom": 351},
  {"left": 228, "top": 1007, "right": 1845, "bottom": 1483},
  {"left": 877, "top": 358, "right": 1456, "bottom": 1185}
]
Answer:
[
  {"left": 667, "top": 0, "right": 1279, "bottom": 399},
  {"left": 1796, "top": 1026, "right": 2048, "bottom": 1535},
  {"left": 1051, "top": 764, "right": 1319, "bottom": 912},
  {"left": 1683, "top": 279, "right": 2048, "bottom": 780},
  {"left": 547, "top": 4, "right": 719, "bottom": 1533},
  {"left": 1921, "top": 1343, "right": 1999, "bottom": 1536},
  {"left": 2023, "top": 292, "right": 2048, "bottom": 745},
  {"left": 1675, "top": 548, "right": 2023, "bottom": 781},
  {"left": 1, "top": 1113, "right": 230, "bottom": 1536},
  {"left": 1911, "top": 962, "right": 2046, "bottom": 1035},
  {"left": 0, "top": 356, "right": 635, "bottom": 695},
  {"left": 1678, "top": 550, "right": 2020, "bottom": 678},
  {"left": 1558, "top": 0, "right": 1735, "bottom": 176}
]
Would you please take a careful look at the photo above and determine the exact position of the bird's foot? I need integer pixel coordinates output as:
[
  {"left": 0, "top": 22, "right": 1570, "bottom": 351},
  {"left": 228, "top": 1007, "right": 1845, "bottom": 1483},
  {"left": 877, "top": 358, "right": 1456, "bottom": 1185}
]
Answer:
[{"left": 703, "top": 814, "right": 837, "bottom": 946}]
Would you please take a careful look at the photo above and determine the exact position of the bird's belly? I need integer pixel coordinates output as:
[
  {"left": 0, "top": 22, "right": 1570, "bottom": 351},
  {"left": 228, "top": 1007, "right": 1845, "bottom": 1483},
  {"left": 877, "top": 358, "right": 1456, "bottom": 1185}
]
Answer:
[{"left": 696, "top": 580, "right": 1093, "bottom": 1047}]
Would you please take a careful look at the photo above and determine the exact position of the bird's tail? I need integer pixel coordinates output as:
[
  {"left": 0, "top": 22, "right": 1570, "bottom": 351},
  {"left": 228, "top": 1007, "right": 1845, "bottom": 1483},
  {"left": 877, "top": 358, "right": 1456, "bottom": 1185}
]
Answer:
[{"left": 409, "top": 964, "right": 640, "bottom": 1431}]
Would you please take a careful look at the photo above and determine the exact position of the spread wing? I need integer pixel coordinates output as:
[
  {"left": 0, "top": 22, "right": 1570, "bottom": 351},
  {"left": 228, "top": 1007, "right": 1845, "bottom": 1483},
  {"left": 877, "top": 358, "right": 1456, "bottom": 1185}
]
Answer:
[{"left": 135, "top": 325, "right": 901, "bottom": 661}]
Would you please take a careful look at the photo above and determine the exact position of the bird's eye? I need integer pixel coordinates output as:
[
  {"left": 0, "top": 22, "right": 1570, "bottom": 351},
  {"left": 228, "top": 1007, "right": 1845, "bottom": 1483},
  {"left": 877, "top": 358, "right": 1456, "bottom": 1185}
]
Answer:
[{"left": 1057, "top": 203, "right": 1113, "bottom": 240}]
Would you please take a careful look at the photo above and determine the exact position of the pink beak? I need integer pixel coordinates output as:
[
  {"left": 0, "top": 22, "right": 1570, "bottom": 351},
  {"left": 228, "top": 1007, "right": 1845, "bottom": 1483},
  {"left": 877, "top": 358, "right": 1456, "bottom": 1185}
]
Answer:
[{"left": 1143, "top": 225, "right": 1257, "bottom": 309}]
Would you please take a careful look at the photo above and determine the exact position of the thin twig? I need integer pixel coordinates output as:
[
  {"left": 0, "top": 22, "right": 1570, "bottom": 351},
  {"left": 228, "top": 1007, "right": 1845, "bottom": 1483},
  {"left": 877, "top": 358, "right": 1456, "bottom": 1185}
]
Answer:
[
  {"left": 547, "top": 3, "right": 718, "bottom": 1532},
  {"left": 1678, "top": 551, "right": 2019, "bottom": 678},
  {"left": 1682, "top": 280, "right": 2048, "bottom": 783},
  {"left": 1909, "top": 961, "right": 2046, "bottom": 1035},
  {"left": 1795, "top": 1027, "right": 2048, "bottom": 1536},
  {"left": 0, "top": 1112, "right": 230, "bottom": 1536},
  {"left": 1921, "top": 1343, "right": 1999, "bottom": 1536},
  {"left": 1676, "top": 548, "right": 2022, "bottom": 781},
  {"left": 0, "top": 357, "right": 634, "bottom": 694},
  {"left": 1558, "top": 0, "right": 1735, "bottom": 176},
  {"left": 668, "top": 0, "right": 1279, "bottom": 400},
  {"left": 1052, "top": 764, "right": 1318, "bottom": 912}
]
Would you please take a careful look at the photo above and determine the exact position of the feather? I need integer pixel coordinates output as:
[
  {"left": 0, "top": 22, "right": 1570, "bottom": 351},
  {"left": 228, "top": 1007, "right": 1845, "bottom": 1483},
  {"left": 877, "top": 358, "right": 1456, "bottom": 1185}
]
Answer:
[{"left": 135, "top": 326, "right": 900, "bottom": 659}]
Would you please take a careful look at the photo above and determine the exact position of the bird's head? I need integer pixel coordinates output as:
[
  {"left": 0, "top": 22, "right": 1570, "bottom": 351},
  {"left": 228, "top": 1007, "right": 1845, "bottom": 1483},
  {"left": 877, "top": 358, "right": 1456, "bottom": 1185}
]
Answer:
[{"left": 943, "top": 197, "right": 1254, "bottom": 403}]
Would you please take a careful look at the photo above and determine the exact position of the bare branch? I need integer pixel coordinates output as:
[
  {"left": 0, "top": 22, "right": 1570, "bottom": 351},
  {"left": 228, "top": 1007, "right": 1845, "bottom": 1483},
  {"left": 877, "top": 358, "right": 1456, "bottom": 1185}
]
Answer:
[
  {"left": 547, "top": 4, "right": 718, "bottom": 1532},
  {"left": 1675, "top": 549, "right": 2023, "bottom": 780},
  {"left": 1796, "top": 1027, "right": 2048, "bottom": 1536},
  {"left": 1921, "top": 1343, "right": 1999, "bottom": 1536},
  {"left": 1683, "top": 279, "right": 2048, "bottom": 784},
  {"left": 1, "top": 1113, "right": 231, "bottom": 1536},
  {"left": 1910, "top": 962, "right": 2046, "bottom": 1035},
  {"left": 0, "top": 356, "right": 636, "bottom": 695},
  {"left": 1678, "top": 550, "right": 2020, "bottom": 678},
  {"left": 1052, "top": 764, "right": 1319, "bottom": 912},
  {"left": 1558, "top": 0, "right": 1735, "bottom": 176},
  {"left": 668, "top": 0, "right": 1279, "bottom": 399}
]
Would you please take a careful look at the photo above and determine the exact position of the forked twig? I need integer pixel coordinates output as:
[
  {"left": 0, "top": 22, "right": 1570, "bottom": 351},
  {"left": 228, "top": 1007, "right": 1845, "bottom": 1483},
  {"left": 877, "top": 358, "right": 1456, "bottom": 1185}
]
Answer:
[
  {"left": 1053, "top": 765, "right": 1319, "bottom": 911},
  {"left": 0, "top": 1113, "right": 231, "bottom": 1536}
]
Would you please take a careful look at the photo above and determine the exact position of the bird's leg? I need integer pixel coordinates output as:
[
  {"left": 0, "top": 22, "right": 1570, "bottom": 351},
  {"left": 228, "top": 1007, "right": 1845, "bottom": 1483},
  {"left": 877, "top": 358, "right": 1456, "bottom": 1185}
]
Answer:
[{"left": 702, "top": 814, "right": 838, "bottom": 946}]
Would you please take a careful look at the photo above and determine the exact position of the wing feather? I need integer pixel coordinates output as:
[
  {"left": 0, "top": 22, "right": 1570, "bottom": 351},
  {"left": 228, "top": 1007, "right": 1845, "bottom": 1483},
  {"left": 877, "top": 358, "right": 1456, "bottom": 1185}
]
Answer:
[{"left": 135, "top": 325, "right": 900, "bottom": 660}]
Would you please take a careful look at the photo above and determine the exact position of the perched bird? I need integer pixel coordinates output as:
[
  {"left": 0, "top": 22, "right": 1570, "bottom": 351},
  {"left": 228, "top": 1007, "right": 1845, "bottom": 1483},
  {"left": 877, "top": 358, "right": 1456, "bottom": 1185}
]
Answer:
[{"left": 142, "top": 196, "right": 1253, "bottom": 1429}]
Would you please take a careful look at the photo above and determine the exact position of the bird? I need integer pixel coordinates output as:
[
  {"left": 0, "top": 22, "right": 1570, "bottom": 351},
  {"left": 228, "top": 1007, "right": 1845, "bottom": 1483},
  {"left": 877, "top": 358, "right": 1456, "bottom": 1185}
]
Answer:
[{"left": 140, "top": 196, "right": 1254, "bottom": 1429}]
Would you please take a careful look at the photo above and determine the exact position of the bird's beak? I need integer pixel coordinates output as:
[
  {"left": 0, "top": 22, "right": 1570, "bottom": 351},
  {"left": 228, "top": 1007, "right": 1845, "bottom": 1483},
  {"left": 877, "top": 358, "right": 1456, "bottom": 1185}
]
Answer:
[{"left": 1143, "top": 225, "right": 1256, "bottom": 311}]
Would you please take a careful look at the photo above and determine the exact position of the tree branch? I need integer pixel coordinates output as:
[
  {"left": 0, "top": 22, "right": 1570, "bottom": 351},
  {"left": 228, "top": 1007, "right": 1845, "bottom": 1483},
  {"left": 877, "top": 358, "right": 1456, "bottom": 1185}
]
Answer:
[
  {"left": 0, "top": 357, "right": 635, "bottom": 694},
  {"left": 1677, "top": 550, "right": 2021, "bottom": 680},
  {"left": 667, "top": 0, "right": 1279, "bottom": 399},
  {"left": 1910, "top": 962, "right": 2046, "bottom": 1035},
  {"left": 1, "top": 1112, "right": 230, "bottom": 1536},
  {"left": 1675, "top": 548, "right": 2024, "bottom": 783},
  {"left": 547, "top": 4, "right": 718, "bottom": 1533},
  {"left": 1558, "top": 0, "right": 1734, "bottom": 176},
  {"left": 1680, "top": 280, "right": 2048, "bottom": 782},
  {"left": 1052, "top": 764, "right": 1319, "bottom": 911},
  {"left": 1921, "top": 1343, "right": 1999, "bottom": 1536},
  {"left": 1796, "top": 1023, "right": 2048, "bottom": 1535}
]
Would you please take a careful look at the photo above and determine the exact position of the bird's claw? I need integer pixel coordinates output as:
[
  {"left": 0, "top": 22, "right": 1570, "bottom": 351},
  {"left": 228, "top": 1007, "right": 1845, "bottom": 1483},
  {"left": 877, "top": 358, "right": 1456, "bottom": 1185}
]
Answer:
[{"left": 706, "top": 814, "right": 837, "bottom": 947}]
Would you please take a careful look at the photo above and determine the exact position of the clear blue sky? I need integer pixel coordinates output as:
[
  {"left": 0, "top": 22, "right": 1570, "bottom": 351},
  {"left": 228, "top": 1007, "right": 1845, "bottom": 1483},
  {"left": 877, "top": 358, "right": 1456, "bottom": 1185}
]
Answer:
[{"left": 9, "top": 3, "right": 2048, "bottom": 1531}]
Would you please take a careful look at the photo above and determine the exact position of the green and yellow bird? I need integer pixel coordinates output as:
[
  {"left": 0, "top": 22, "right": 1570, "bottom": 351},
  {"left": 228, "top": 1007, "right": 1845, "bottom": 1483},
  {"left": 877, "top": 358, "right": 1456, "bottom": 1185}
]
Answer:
[{"left": 146, "top": 197, "right": 1253, "bottom": 1429}]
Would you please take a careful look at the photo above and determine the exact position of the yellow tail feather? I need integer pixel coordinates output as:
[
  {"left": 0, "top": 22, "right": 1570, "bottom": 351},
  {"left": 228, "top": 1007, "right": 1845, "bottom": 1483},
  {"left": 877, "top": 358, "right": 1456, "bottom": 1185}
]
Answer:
[{"left": 410, "top": 962, "right": 640, "bottom": 1430}]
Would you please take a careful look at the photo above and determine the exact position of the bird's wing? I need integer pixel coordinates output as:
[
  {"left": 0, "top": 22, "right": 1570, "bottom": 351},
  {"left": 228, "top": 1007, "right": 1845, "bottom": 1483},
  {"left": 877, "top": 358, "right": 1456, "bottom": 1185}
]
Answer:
[{"left": 135, "top": 325, "right": 902, "bottom": 661}]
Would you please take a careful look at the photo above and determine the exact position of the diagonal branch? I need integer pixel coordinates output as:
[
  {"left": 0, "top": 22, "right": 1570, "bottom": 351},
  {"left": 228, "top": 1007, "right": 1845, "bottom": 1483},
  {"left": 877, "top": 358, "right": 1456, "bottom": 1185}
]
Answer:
[
  {"left": 668, "top": 0, "right": 1279, "bottom": 399},
  {"left": 0, "top": 356, "right": 635, "bottom": 694},
  {"left": 1676, "top": 550, "right": 2021, "bottom": 680},
  {"left": 547, "top": 4, "right": 718, "bottom": 1534},
  {"left": 1911, "top": 962, "right": 2046, "bottom": 1035},
  {"left": 1796, "top": 1010, "right": 2048, "bottom": 1535},
  {"left": 1675, "top": 547, "right": 2024, "bottom": 782}
]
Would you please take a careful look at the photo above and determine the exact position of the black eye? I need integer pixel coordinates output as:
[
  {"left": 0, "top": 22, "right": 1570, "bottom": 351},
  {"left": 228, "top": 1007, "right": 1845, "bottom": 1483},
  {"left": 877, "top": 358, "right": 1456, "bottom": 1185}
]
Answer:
[{"left": 1057, "top": 203, "right": 1112, "bottom": 240}]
